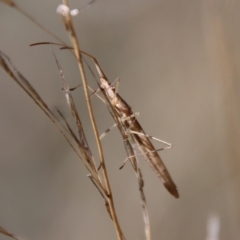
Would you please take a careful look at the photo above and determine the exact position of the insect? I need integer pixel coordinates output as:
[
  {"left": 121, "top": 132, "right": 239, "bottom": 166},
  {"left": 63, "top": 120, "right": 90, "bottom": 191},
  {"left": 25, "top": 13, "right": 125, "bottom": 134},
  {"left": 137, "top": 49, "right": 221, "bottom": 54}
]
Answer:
[
  {"left": 81, "top": 51, "right": 179, "bottom": 198},
  {"left": 30, "top": 42, "right": 179, "bottom": 198}
]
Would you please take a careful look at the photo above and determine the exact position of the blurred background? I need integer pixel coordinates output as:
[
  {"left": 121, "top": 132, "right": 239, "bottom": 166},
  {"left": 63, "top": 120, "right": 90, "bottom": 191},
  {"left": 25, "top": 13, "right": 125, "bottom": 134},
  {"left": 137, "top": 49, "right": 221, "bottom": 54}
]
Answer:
[{"left": 0, "top": 0, "right": 240, "bottom": 239}]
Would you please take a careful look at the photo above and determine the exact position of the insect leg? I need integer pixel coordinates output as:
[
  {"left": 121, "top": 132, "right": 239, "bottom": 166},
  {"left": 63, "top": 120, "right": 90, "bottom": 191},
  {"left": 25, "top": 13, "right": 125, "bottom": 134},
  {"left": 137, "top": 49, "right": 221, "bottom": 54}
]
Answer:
[
  {"left": 130, "top": 130, "right": 173, "bottom": 150},
  {"left": 99, "top": 122, "right": 118, "bottom": 140}
]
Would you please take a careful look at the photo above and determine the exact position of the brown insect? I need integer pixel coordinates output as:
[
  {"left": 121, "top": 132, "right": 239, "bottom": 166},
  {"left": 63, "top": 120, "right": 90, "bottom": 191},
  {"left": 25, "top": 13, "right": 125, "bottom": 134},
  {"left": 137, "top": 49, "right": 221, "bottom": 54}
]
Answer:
[
  {"left": 82, "top": 51, "right": 179, "bottom": 198},
  {"left": 30, "top": 42, "right": 179, "bottom": 198}
]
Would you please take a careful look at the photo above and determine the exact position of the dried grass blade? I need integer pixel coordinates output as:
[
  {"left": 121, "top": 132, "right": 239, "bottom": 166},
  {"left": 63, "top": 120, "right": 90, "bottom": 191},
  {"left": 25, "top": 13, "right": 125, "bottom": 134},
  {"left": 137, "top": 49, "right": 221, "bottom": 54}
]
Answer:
[
  {"left": 58, "top": 1, "right": 125, "bottom": 239},
  {"left": 0, "top": 51, "right": 88, "bottom": 172},
  {"left": 130, "top": 143, "right": 151, "bottom": 240},
  {"left": 116, "top": 114, "right": 151, "bottom": 240},
  {"left": 52, "top": 51, "right": 99, "bottom": 174},
  {"left": 0, "top": 51, "right": 50, "bottom": 113},
  {"left": 0, "top": 225, "right": 20, "bottom": 240},
  {"left": 56, "top": 109, "right": 104, "bottom": 189},
  {"left": 88, "top": 174, "right": 112, "bottom": 220},
  {"left": 1, "top": 50, "right": 107, "bottom": 201}
]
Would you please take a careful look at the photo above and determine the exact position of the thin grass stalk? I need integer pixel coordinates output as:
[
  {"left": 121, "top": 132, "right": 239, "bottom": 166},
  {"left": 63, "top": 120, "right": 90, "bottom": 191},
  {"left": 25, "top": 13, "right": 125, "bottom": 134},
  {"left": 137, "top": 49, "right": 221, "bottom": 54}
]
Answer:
[
  {"left": 110, "top": 108, "right": 151, "bottom": 240},
  {"left": 59, "top": 1, "right": 125, "bottom": 239}
]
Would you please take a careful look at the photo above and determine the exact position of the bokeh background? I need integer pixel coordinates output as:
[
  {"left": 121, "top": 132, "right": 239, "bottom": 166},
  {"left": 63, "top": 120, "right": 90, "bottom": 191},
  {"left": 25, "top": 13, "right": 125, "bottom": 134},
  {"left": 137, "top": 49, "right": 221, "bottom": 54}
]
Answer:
[{"left": 0, "top": 0, "right": 240, "bottom": 239}]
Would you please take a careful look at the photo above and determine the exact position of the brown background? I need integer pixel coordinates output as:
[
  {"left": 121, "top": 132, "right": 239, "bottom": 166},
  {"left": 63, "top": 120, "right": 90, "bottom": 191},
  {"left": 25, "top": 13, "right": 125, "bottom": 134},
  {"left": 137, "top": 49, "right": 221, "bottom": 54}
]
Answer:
[{"left": 0, "top": 0, "right": 240, "bottom": 239}]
